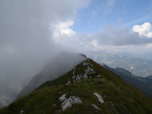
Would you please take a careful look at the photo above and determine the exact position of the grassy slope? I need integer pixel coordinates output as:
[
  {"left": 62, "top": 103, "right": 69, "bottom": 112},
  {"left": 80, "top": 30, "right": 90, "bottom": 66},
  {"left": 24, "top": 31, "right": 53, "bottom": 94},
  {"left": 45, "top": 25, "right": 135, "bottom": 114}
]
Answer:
[{"left": 1, "top": 59, "right": 152, "bottom": 114}]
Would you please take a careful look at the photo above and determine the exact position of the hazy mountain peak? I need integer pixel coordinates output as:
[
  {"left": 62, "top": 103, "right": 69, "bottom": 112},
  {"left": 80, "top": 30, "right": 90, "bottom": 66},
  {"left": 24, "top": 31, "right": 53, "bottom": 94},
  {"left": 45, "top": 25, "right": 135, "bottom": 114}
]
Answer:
[{"left": 16, "top": 52, "right": 86, "bottom": 99}]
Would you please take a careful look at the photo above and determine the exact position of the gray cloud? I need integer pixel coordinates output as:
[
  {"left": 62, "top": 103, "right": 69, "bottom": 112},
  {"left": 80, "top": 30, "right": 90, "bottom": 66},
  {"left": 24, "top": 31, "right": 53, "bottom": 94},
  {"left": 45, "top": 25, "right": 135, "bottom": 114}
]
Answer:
[
  {"left": 0, "top": 0, "right": 91, "bottom": 81},
  {"left": 50, "top": 23, "right": 152, "bottom": 53},
  {"left": 0, "top": 0, "right": 151, "bottom": 83},
  {"left": 57, "top": 24, "right": 152, "bottom": 52},
  {"left": 89, "top": 24, "right": 152, "bottom": 46}
]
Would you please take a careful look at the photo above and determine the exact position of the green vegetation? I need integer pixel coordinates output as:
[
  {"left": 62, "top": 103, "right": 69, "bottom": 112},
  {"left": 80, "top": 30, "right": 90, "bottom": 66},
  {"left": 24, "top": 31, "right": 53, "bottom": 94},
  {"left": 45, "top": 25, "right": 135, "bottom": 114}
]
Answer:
[
  {"left": 102, "top": 64, "right": 152, "bottom": 99},
  {"left": 1, "top": 59, "right": 152, "bottom": 114}
]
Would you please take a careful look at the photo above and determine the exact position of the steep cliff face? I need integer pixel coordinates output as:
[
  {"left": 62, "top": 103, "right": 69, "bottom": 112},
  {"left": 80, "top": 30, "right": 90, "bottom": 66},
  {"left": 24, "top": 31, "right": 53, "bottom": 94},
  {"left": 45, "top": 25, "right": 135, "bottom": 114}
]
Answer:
[{"left": 16, "top": 52, "right": 86, "bottom": 99}]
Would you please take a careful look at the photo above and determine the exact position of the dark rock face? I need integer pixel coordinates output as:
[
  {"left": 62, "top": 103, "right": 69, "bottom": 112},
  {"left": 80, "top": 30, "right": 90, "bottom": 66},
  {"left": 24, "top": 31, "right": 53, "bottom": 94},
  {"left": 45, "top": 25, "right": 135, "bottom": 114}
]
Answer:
[{"left": 16, "top": 52, "right": 86, "bottom": 100}]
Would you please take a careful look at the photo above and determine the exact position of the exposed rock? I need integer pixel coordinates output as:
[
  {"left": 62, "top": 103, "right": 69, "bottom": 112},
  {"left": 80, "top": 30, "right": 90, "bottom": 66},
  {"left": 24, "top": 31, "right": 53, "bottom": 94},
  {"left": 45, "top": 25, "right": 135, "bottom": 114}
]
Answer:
[
  {"left": 59, "top": 94, "right": 82, "bottom": 111},
  {"left": 76, "top": 74, "right": 82, "bottom": 81},
  {"left": 92, "top": 104, "right": 101, "bottom": 110},
  {"left": 97, "top": 75, "right": 100, "bottom": 78},
  {"left": 85, "top": 66, "right": 95, "bottom": 74},
  {"left": 68, "top": 60, "right": 97, "bottom": 85},
  {"left": 83, "top": 61, "right": 93, "bottom": 67},
  {"left": 90, "top": 68, "right": 94, "bottom": 71},
  {"left": 20, "top": 110, "right": 24, "bottom": 114},
  {"left": 61, "top": 99, "right": 72, "bottom": 111},
  {"left": 59, "top": 94, "right": 66, "bottom": 101},
  {"left": 85, "top": 67, "right": 90, "bottom": 74},
  {"left": 72, "top": 64, "right": 97, "bottom": 81},
  {"left": 66, "top": 81, "right": 71, "bottom": 85},
  {"left": 72, "top": 75, "right": 75, "bottom": 82},
  {"left": 93, "top": 92, "right": 104, "bottom": 103},
  {"left": 83, "top": 73, "right": 88, "bottom": 79}
]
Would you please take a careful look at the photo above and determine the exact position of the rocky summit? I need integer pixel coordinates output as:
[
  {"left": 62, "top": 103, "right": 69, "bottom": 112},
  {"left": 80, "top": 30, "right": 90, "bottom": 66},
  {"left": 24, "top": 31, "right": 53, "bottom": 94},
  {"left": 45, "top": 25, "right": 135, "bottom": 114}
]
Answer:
[{"left": 0, "top": 53, "right": 152, "bottom": 114}]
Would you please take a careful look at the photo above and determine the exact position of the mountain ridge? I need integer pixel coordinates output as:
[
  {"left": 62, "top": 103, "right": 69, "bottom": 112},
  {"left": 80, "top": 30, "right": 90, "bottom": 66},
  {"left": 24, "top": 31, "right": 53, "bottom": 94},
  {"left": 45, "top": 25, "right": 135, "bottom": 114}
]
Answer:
[
  {"left": 15, "top": 52, "right": 86, "bottom": 100},
  {"left": 100, "top": 63, "right": 152, "bottom": 99},
  {"left": 1, "top": 57, "right": 152, "bottom": 114}
]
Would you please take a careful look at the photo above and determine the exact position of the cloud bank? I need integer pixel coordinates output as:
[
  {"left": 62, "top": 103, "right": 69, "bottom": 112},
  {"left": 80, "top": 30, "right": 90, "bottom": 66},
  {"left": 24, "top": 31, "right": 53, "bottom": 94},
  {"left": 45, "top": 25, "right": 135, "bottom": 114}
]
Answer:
[
  {"left": 53, "top": 23, "right": 152, "bottom": 52},
  {"left": 92, "top": 24, "right": 152, "bottom": 46}
]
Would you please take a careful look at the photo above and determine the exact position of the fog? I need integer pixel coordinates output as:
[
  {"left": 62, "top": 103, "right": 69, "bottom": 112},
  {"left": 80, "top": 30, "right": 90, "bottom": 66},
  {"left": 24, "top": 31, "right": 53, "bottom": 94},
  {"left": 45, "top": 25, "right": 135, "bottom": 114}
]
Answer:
[
  {"left": 0, "top": 0, "right": 91, "bottom": 81},
  {"left": 0, "top": 0, "right": 91, "bottom": 107},
  {"left": 16, "top": 52, "right": 86, "bottom": 99}
]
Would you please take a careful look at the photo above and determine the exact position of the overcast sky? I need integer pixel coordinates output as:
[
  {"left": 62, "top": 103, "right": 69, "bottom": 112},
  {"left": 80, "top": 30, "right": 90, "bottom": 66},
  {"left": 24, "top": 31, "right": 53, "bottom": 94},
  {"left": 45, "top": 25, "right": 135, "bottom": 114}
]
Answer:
[{"left": 0, "top": 0, "right": 152, "bottom": 80}]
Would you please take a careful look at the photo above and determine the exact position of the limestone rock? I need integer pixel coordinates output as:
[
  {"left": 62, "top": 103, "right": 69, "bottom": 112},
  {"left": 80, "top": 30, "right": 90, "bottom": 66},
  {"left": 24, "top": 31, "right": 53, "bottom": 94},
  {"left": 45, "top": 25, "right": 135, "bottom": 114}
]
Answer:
[
  {"left": 93, "top": 92, "right": 104, "bottom": 103},
  {"left": 92, "top": 104, "right": 101, "bottom": 110}
]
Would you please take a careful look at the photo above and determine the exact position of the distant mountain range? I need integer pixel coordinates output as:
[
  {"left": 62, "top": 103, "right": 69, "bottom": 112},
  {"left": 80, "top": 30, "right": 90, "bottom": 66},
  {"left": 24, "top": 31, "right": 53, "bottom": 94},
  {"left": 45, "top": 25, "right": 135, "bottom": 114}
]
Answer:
[
  {"left": 1, "top": 52, "right": 152, "bottom": 114},
  {"left": 100, "top": 63, "right": 152, "bottom": 99},
  {"left": 84, "top": 50, "right": 152, "bottom": 77}
]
